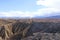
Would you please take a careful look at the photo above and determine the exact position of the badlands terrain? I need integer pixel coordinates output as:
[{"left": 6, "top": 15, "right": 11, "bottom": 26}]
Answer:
[{"left": 0, "top": 18, "right": 60, "bottom": 40}]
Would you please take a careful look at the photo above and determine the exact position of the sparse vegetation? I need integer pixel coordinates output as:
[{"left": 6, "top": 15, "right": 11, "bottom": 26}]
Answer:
[{"left": 0, "top": 18, "right": 60, "bottom": 40}]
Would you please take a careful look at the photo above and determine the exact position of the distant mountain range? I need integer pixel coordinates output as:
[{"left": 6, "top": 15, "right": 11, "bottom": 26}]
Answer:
[
  {"left": 46, "top": 15, "right": 60, "bottom": 18},
  {"left": 0, "top": 15, "right": 60, "bottom": 19},
  {"left": 32, "top": 15, "right": 60, "bottom": 19}
]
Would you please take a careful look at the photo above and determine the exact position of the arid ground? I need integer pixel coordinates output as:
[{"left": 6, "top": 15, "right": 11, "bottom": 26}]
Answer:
[{"left": 0, "top": 18, "right": 60, "bottom": 40}]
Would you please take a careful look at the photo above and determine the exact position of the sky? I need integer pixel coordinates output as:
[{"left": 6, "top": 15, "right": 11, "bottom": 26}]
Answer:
[{"left": 0, "top": 0, "right": 60, "bottom": 18}]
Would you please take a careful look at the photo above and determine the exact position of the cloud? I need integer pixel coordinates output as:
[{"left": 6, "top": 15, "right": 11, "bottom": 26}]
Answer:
[
  {"left": 0, "top": 11, "right": 43, "bottom": 18},
  {"left": 0, "top": 8, "right": 60, "bottom": 18},
  {"left": 0, "top": 11, "right": 33, "bottom": 18},
  {"left": 0, "top": 0, "right": 60, "bottom": 18},
  {"left": 36, "top": 0, "right": 60, "bottom": 16},
  {"left": 37, "top": 0, "right": 60, "bottom": 9}
]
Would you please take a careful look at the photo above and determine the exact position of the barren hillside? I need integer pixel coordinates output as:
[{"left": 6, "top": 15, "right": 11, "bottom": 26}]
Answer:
[{"left": 0, "top": 18, "right": 60, "bottom": 40}]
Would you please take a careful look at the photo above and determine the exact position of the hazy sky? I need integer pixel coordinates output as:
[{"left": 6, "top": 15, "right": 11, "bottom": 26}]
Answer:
[
  {"left": 0, "top": 0, "right": 60, "bottom": 17},
  {"left": 0, "top": 0, "right": 42, "bottom": 12}
]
